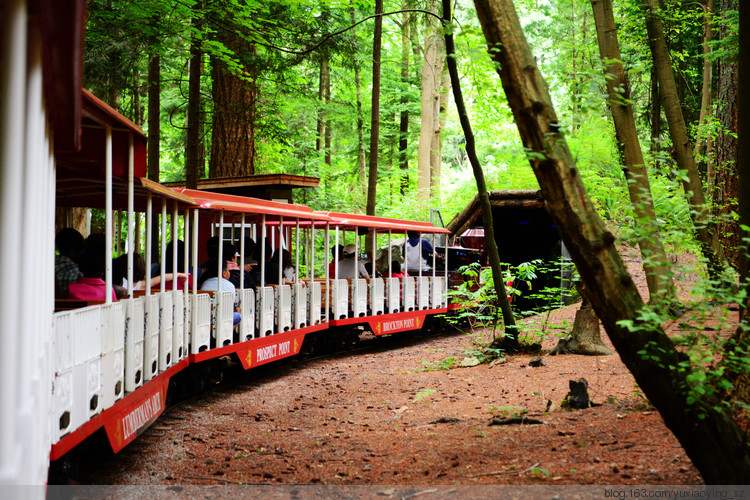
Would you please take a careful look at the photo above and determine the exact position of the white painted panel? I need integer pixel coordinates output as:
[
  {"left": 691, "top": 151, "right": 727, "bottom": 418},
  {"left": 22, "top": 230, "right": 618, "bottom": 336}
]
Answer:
[
  {"left": 417, "top": 277, "right": 430, "bottom": 310},
  {"left": 402, "top": 277, "right": 415, "bottom": 312},
  {"left": 292, "top": 283, "right": 307, "bottom": 329},
  {"left": 143, "top": 295, "right": 160, "bottom": 381},
  {"left": 123, "top": 298, "right": 144, "bottom": 392},
  {"left": 158, "top": 292, "right": 173, "bottom": 371},
  {"left": 307, "top": 281, "right": 322, "bottom": 326},
  {"left": 331, "top": 279, "right": 349, "bottom": 320},
  {"left": 276, "top": 285, "right": 292, "bottom": 333},
  {"left": 214, "top": 291, "right": 234, "bottom": 347},
  {"left": 172, "top": 291, "right": 185, "bottom": 361},
  {"left": 385, "top": 277, "right": 400, "bottom": 314},
  {"left": 352, "top": 279, "right": 367, "bottom": 318},
  {"left": 369, "top": 278, "right": 385, "bottom": 315},
  {"left": 190, "top": 293, "right": 211, "bottom": 354},
  {"left": 239, "top": 288, "right": 255, "bottom": 342},
  {"left": 257, "top": 286, "right": 274, "bottom": 337}
]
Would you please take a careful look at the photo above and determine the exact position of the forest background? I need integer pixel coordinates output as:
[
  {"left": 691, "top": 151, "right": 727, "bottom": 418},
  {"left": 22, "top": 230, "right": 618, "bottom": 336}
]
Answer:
[{"left": 82, "top": 0, "right": 738, "bottom": 254}]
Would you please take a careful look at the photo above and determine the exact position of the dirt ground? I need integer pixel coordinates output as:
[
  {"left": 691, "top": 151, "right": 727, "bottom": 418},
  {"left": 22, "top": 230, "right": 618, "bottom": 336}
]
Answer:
[{"left": 74, "top": 252, "right": 720, "bottom": 487}]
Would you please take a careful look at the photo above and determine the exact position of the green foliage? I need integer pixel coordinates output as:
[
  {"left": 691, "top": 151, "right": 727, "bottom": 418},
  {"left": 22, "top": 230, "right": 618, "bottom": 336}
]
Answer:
[
  {"left": 420, "top": 357, "right": 457, "bottom": 371},
  {"left": 489, "top": 405, "right": 527, "bottom": 419},
  {"left": 413, "top": 389, "right": 436, "bottom": 403}
]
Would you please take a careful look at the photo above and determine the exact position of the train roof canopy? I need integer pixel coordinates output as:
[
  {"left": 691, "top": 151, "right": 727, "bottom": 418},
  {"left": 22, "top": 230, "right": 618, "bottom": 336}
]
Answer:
[
  {"left": 177, "top": 189, "right": 331, "bottom": 222},
  {"left": 56, "top": 176, "right": 196, "bottom": 211},
  {"left": 56, "top": 89, "right": 147, "bottom": 180},
  {"left": 318, "top": 212, "right": 450, "bottom": 234}
]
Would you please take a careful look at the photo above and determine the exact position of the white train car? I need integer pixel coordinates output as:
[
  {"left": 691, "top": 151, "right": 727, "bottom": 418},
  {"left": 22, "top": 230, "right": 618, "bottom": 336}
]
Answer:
[
  {"left": 320, "top": 212, "right": 450, "bottom": 336},
  {"left": 0, "top": 0, "right": 86, "bottom": 490}
]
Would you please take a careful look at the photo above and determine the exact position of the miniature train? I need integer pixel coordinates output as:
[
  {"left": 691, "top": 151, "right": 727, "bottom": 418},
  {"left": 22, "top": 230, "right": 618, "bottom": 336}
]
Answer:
[
  {"left": 48, "top": 91, "right": 461, "bottom": 469},
  {"left": 0, "top": 3, "right": 467, "bottom": 487}
]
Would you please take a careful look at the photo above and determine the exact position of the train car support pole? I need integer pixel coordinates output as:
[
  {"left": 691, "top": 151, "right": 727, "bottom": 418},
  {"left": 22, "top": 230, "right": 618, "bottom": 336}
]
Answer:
[
  {"left": 145, "top": 192, "right": 152, "bottom": 297},
  {"left": 172, "top": 201, "right": 178, "bottom": 289},
  {"left": 105, "top": 125, "right": 113, "bottom": 304},
  {"left": 160, "top": 198, "right": 167, "bottom": 294},
  {"left": 325, "top": 223, "right": 330, "bottom": 321},
  {"left": 127, "top": 134, "right": 134, "bottom": 297},
  {"left": 216, "top": 209, "right": 225, "bottom": 338},
  {"left": 239, "top": 214, "right": 245, "bottom": 290}
]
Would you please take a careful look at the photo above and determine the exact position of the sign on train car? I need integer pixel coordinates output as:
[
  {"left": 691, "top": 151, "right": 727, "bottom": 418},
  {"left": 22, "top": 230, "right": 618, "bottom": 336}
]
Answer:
[
  {"left": 102, "top": 379, "right": 168, "bottom": 453},
  {"left": 236, "top": 329, "right": 309, "bottom": 369}
]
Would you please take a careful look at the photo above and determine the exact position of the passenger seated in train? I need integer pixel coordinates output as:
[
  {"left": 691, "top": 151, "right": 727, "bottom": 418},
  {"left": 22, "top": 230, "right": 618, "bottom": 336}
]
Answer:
[
  {"left": 231, "top": 237, "right": 258, "bottom": 289},
  {"left": 265, "top": 248, "right": 298, "bottom": 285},
  {"left": 403, "top": 230, "right": 434, "bottom": 274},
  {"left": 67, "top": 233, "right": 117, "bottom": 302},
  {"left": 389, "top": 260, "right": 407, "bottom": 278},
  {"left": 364, "top": 261, "right": 381, "bottom": 278},
  {"left": 197, "top": 259, "right": 241, "bottom": 325},
  {"left": 198, "top": 259, "right": 235, "bottom": 292},
  {"left": 328, "top": 244, "right": 344, "bottom": 278},
  {"left": 55, "top": 227, "right": 84, "bottom": 298},
  {"left": 113, "top": 252, "right": 189, "bottom": 294},
  {"left": 337, "top": 244, "right": 369, "bottom": 279}
]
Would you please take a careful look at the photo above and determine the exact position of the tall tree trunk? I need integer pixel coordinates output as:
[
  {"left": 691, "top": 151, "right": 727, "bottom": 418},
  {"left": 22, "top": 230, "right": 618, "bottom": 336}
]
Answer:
[
  {"left": 351, "top": 8, "right": 367, "bottom": 194},
  {"left": 433, "top": 69, "right": 451, "bottom": 205},
  {"left": 365, "top": 0, "right": 383, "bottom": 216},
  {"left": 399, "top": 8, "right": 411, "bottom": 195},
  {"left": 591, "top": 0, "right": 678, "bottom": 310},
  {"left": 473, "top": 0, "right": 750, "bottom": 483},
  {"left": 316, "top": 56, "right": 330, "bottom": 160},
  {"left": 650, "top": 64, "right": 661, "bottom": 155},
  {"left": 429, "top": 36, "right": 446, "bottom": 203},
  {"left": 417, "top": 0, "right": 440, "bottom": 202},
  {"left": 644, "top": 0, "right": 726, "bottom": 278},
  {"left": 324, "top": 61, "right": 332, "bottom": 167},
  {"left": 185, "top": 1, "right": 203, "bottom": 190},
  {"left": 147, "top": 29, "right": 160, "bottom": 259},
  {"left": 209, "top": 28, "right": 257, "bottom": 178},
  {"left": 694, "top": 0, "right": 715, "bottom": 169},
  {"left": 713, "top": 0, "right": 739, "bottom": 269},
  {"left": 441, "top": 0, "right": 517, "bottom": 346}
]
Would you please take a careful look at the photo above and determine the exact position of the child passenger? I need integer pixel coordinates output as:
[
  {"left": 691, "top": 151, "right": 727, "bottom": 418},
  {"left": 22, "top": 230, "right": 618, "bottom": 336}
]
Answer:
[{"left": 68, "top": 234, "right": 117, "bottom": 302}]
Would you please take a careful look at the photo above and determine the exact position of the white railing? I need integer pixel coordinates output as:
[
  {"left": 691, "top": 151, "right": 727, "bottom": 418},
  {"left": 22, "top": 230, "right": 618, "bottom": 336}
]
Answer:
[
  {"left": 352, "top": 279, "right": 368, "bottom": 318},
  {"left": 239, "top": 288, "right": 255, "bottom": 342},
  {"left": 385, "top": 277, "right": 400, "bottom": 314},
  {"left": 431, "top": 276, "right": 446, "bottom": 309},
  {"left": 52, "top": 306, "right": 102, "bottom": 442},
  {"left": 158, "top": 292, "right": 173, "bottom": 371},
  {"left": 143, "top": 295, "right": 160, "bottom": 381},
  {"left": 292, "top": 283, "right": 307, "bottom": 330},
  {"left": 307, "top": 281, "right": 322, "bottom": 326},
  {"left": 100, "top": 302, "right": 124, "bottom": 410},
  {"left": 369, "top": 278, "right": 385, "bottom": 316},
  {"left": 214, "top": 291, "right": 234, "bottom": 348},
  {"left": 257, "top": 286, "right": 275, "bottom": 337},
  {"left": 276, "top": 285, "right": 292, "bottom": 333},
  {"left": 190, "top": 293, "right": 211, "bottom": 354},
  {"left": 330, "top": 279, "right": 349, "bottom": 320},
  {"left": 417, "top": 276, "right": 430, "bottom": 310},
  {"left": 402, "top": 277, "right": 416, "bottom": 312},
  {"left": 172, "top": 291, "right": 185, "bottom": 361},
  {"left": 123, "top": 297, "right": 144, "bottom": 392}
]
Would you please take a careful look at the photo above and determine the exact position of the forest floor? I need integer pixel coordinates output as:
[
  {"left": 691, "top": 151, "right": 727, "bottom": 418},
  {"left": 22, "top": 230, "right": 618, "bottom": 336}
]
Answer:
[{"left": 75, "top": 248, "right": 729, "bottom": 489}]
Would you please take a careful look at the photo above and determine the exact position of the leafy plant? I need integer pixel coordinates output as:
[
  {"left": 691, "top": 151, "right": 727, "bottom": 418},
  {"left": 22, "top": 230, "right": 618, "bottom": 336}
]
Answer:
[{"left": 413, "top": 389, "right": 436, "bottom": 403}]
